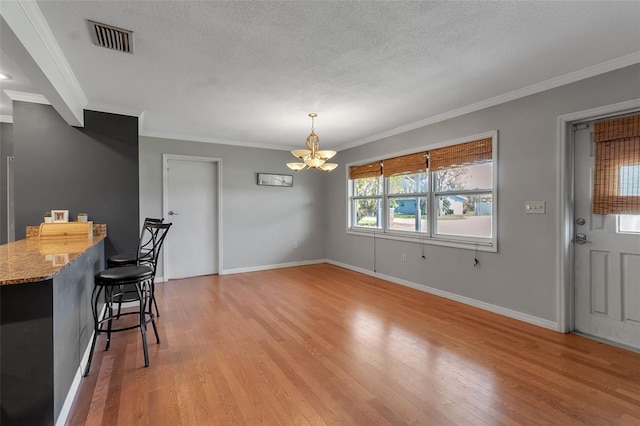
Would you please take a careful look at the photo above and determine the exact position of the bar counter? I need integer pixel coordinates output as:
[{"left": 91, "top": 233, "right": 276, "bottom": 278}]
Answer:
[
  {"left": 0, "top": 226, "right": 106, "bottom": 426},
  {"left": 0, "top": 232, "right": 105, "bottom": 285}
]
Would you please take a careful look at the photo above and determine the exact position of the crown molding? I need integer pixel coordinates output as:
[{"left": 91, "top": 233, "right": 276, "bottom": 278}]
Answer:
[
  {"left": 139, "top": 129, "right": 292, "bottom": 151},
  {"left": 17, "top": 0, "right": 87, "bottom": 107},
  {"left": 0, "top": 115, "right": 14, "bottom": 123},
  {"left": 1, "top": 0, "right": 86, "bottom": 126},
  {"left": 339, "top": 51, "right": 640, "bottom": 150},
  {"left": 4, "top": 89, "right": 50, "bottom": 105}
]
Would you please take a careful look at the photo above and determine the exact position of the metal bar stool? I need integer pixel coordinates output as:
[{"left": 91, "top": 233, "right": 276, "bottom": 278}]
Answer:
[
  {"left": 84, "top": 222, "right": 172, "bottom": 376},
  {"left": 107, "top": 217, "right": 164, "bottom": 317},
  {"left": 84, "top": 265, "right": 158, "bottom": 376},
  {"left": 107, "top": 217, "right": 163, "bottom": 266}
]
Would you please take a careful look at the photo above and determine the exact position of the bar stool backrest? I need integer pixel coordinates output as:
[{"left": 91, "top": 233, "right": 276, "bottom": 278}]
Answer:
[
  {"left": 137, "top": 222, "right": 172, "bottom": 276},
  {"left": 143, "top": 217, "right": 164, "bottom": 226},
  {"left": 134, "top": 217, "right": 163, "bottom": 262}
]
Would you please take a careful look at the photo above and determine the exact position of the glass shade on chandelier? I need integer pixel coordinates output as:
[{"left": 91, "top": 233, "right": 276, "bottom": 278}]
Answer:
[{"left": 287, "top": 113, "right": 338, "bottom": 172}]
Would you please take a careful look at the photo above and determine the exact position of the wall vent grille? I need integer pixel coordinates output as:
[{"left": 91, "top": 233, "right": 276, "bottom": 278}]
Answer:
[{"left": 87, "top": 20, "right": 133, "bottom": 54}]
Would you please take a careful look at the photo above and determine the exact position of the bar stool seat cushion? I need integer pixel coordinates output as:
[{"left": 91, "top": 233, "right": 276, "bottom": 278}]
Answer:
[
  {"left": 107, "top": 252, "right": 138, "bottom": 267},
  {"left": 95, "top": 265, "right": 153, "bottom": 284},
  {"left": 107, "top": 253, "right": 154, "bottom": 268}
]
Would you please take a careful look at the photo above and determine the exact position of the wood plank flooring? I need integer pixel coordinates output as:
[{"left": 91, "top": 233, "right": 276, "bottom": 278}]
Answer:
[{"left": 67, "top": 264, "right": 640, "bottom": 425}]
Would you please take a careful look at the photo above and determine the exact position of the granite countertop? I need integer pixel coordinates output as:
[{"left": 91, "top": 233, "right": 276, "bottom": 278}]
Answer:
[{"left": 0, "top": 226, "right": 106, "bottom": 286}]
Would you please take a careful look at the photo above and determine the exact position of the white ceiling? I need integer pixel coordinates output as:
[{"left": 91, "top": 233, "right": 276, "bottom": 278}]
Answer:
[{"left": 1, "top": 1, "right": 639, "bottom": 151}]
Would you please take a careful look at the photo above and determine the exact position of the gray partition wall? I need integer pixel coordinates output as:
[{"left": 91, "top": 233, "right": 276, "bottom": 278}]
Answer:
[{"left": 11, "top": 103, "right": 139, "bottom": 257}]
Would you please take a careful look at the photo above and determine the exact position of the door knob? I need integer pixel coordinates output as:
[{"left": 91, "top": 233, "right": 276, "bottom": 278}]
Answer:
[
  {"left": 575, "top": 233, "right": 589, "bottom": 245},
  {"left": 168, "top": 211, "right": 178, "bottom": 216}
]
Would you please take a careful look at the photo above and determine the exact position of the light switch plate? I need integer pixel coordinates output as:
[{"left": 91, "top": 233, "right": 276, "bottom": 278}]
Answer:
[{"left": 525, "top": 201, "right": 546, "bottom": 214}]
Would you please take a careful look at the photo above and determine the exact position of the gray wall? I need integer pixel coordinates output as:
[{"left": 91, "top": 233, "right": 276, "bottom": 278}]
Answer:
[
  {"left": 324, "top": 64, "right": 640, "bottom": 324},
  {"left": 12, "top": 103, "right": 139, "bottom": 257},
  {"left": 0, "top": 122, "right": 13, "bottom": 244},
  {"left": 139, "top": 137, "right": 326, "bottom": 273}
]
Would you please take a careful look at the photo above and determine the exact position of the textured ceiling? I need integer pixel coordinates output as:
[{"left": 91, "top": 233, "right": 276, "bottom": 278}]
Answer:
[{"left": 1, "top": 1, "right": 639, "bottom": 151}]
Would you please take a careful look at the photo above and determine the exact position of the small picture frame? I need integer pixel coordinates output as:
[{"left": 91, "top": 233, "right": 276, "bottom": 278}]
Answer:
[
  {"left": 257, "top": 173, "right": 293, "bottom": 187},
  {"left": 52, "top": 253, "right": 69, "bottom": 266},
  {"left": 51, "top": 210, "right": 69, "bottom": 223}
]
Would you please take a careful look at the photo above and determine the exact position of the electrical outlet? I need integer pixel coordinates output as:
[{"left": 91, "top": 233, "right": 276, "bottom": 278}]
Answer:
[
  {"left": 525, "top": 201, "right": 546, "bottom": 214},
  {"left": 402, "top": 253, "right": 407, "bottom": 262},
  {"left": 293, "top": 241, "right": 298, "bottom": 248}
]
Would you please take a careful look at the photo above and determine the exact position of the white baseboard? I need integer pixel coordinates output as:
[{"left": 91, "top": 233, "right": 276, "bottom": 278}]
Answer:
[
  {"left": 326, "top": 259, "right": 558, "bottom": 331},
  {"left": 162, "top": 258, "right": 557, "bottom": 331},
  {"left": 55, "top": 304, "right": 105, "bottom": 426},
  {"left": 220, "top": 259, "right": 326, "bottom": 275}
]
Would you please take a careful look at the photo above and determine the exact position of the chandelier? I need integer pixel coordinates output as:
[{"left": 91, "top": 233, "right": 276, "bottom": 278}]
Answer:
[{"left": 287, "top": 113, "right": 338, "bottom": 172}]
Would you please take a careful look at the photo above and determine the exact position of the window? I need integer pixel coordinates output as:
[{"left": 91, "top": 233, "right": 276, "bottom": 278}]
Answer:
[
  {"left": 387, "top": 173, "right": 429, "bottom": 232},
  {"left": 618, "top": 164, "right": 640, "bottom": 233},
  {"left": 384, "top": 152, "right": 429, "bottom": 233},
  {"left": 350, "top": 162, "right": 383, "bottom": 228},
  {"left": 593, "top": 114, "right": 640, "bottom": 215},
  {"left": 431, "top": 139, "right": 493, "bottom": 240},
  {"left": 353, "top": 177, "right": 383, "bottom": 228},
  {"left": 619, "top": 215, "right": 640, "bottom": 233},
  {"left": 592, "top": 114, "right": 640, "bottom": 234},
  {"left": 619, "top": 164, "right": 639, "bottom": 196},
  {"left": 348, "top": 132, "right": 497, "bottom": 250}
]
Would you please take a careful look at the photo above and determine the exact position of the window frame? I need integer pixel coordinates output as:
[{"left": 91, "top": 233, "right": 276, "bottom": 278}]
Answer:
[
  {"left": 346, "top": 131, "right": 498, "bottom": 252},
  {"left": 432, "top": 162, "right": 494, "bottom": 242},
  {"left": 592, "top": 114, "right": 640, "bottom": 215},
  {"left": 618, "top": 214, "right": 640, "bottom": 234},
  {"left": 351, "top": 175, "right": 383, "bottom": 229},
  {"left": 385, "top": 173, "right": 429, "bottom": 235}
]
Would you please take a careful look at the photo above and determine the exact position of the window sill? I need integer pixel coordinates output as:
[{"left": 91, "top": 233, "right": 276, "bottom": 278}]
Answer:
[{"left": 346, "top": 229, "right": 497, "bottom": 252}]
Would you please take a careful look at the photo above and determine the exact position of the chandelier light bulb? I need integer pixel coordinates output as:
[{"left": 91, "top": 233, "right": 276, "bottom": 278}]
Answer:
[{"left": 287, "top": 163, "right": 307, "bottom": 172}]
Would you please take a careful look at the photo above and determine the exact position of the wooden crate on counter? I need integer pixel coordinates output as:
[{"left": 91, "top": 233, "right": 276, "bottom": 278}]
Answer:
[{"left": 39, "top": 221, "right": 93, "bottom": 239}]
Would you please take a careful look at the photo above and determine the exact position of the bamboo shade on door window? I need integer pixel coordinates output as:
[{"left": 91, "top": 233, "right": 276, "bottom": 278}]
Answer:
[
  {"left": 349, "top": 162, "right": 382, "bottom": 180},
  {"left": 383, "top": 152, "right": 428, "bottom": 177},
  {"left": 429, "top": 138, "right": 492, "bottom": 172},
  {"left": 593, "top": 114, "right": 640, "bottom": 215},
  {"left": 593, "top": 114, "right": 640, "bottom": 143}
]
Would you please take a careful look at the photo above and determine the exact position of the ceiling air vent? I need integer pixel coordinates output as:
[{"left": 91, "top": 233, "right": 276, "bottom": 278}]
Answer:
[{"left": 87, "top": 20, "right": 133, "bottom": 54}]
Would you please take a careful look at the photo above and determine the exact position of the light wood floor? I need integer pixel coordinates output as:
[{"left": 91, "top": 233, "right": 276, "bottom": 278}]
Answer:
[{"left": 67, "top": 264, "right": 640, "bottom": 425}]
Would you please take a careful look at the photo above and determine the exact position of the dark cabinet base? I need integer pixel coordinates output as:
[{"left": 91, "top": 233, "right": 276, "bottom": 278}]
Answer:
[{"left": 0, "top": 240, "right": 104, "bottom": 425}]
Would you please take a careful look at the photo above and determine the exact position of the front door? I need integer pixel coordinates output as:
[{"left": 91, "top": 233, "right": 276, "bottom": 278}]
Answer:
[
  {"left": 165, "top": 157, "right": 219, "bottom": 279},
  {"left": 573, "top": 119, "right": 640, "bottom": 349}
]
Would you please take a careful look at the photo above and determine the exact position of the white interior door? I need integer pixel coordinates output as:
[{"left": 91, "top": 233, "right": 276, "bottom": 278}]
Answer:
[
  {"left": 165, "top": 157, "right": 218, "bottom": 279},
  {"left": 573, "top": 122, "right": 640, "bottom": 349}
]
